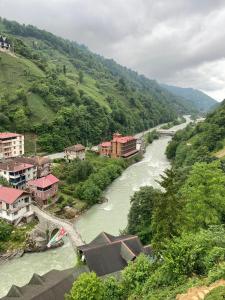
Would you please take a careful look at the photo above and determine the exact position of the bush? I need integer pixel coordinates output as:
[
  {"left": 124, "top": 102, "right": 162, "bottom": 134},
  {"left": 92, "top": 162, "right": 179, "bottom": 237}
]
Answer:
[{"left": 205, "top": 286, "right": 225, "bottom": 300}]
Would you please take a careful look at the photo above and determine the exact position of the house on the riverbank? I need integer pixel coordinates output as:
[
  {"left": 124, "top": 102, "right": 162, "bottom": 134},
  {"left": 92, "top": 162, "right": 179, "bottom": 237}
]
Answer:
[
  {"left": 0, "top": 161, "right": 37, "bottom": 189},
  {"left": 99, "top": 132, "right": 138, "bottom": 158},
  {"left": 0, "top": 186, "right": 33, "bottom": 224},
  {"left": 27, "top": 174, "right": 59, "bottom": 206},
  {"left": 77, "top": 232, "right": 152, "bottom": 276},
  {"left": 64, "top": 144, "right": 85, "bottom": 161}
]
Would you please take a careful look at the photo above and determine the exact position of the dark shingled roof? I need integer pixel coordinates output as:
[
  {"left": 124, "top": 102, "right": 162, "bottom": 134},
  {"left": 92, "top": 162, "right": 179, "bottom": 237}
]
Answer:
[
  {"left": 1, "top": 266, "right": 89, "bottom": 300},
  {"left": 78, "top": 232, "right": 152, "bottom": 276}
]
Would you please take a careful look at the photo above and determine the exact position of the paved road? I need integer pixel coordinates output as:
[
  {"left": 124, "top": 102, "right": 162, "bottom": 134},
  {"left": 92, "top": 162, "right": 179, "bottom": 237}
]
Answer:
[{"left": 32, "top": 205, "right": 84, "bottom": 248}]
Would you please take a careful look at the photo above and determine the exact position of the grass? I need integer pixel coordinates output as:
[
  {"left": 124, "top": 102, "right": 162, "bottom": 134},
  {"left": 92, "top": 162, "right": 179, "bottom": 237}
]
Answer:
[
  {"left": 0, "top": 51, "right": 44, "bottom": 95},
  {"left": 27, "top": 93, "right": 55, "bottom": 124}
]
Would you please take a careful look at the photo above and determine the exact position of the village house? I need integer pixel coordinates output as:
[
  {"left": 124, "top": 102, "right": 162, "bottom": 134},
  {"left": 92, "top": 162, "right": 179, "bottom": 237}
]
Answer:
[
  {"left": 0, "top": 186, "right": 33, "bottom": 224},
  {"left": 27, "top": 174, "right": 59, "bottom": 206},
  {"left": 0, "top": 161, "right": 37, "bottom": 189},
  {"left": 77, "top": 232, "right": 152, "bottom": 276},
  {"left": 0, "top": 36, "right": 11, "bottom": 49},
  {"left": 99, "top": 132, "right": 138, "bottom": 158},
  {"left": 64, "top": 144, "right": 86, "bottom": 161},
  {"left": 15, "top": 156, "right": 51, "bottom": 178},
  {"left": 0, "top": 133, "right": 24, "bottom": 160}
]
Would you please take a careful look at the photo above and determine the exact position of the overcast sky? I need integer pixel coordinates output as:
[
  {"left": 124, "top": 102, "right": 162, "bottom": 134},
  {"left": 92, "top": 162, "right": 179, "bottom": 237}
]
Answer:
[{"left": 0, "top": 0, "right": 225, "bottom": 101}]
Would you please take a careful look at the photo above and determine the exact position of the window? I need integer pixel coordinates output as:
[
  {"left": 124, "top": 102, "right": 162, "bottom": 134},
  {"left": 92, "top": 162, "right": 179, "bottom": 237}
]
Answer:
[{"left": 24, "top": 198, "right": 29, "bottom": 203}]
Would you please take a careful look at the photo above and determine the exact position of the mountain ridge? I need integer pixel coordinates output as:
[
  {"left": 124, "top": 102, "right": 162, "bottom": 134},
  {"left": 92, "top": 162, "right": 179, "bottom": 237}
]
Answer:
[{"left": 161, "top": 83, "right": 218, "bottom": 113}]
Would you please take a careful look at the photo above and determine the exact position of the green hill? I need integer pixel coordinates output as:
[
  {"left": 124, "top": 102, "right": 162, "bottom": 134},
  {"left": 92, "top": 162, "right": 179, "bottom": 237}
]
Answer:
[
  {"left": 161, "top": 83, "right": 219, "bottom": 113},
  {"left": 0, "top": 17, "right": 195, "bottom": 153}
]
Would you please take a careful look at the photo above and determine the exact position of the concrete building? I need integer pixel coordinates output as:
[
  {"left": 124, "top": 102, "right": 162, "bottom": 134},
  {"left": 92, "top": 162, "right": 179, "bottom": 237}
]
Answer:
[
  {"left": 15, "top": 156, "right": 51, "bottom": 178},
  {"left": 64, "top": 144, "right": 85, "bottom": 161},
  {"left": 0, "top": 161, "right": 37, "bottom": 189},
  {"left": 0, "top": 133, "right": 24, "bottom": 159},
  {"left": 0, "top": 186, "right": 33, "bottom": 224},
  {"left": 27, "top": 174, "right": 59, "bottom": 206},
  {"left": 99, "top": 133, "right": 138, "bottom": 158}
]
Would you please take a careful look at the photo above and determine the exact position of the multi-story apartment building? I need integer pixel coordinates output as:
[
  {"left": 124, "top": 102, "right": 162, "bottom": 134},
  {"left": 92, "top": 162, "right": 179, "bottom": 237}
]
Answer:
[
  {"left": 0, "top": 186, "right": 33, "bottom": 224},
  {"left": 0, "top": 161, "right": 37, "bottom": 188},
  {"left": 99, "top": 133, "right": 138, "bottom": 158},
  {"left": 0, "top": 133, "right": 24, "bottom": 159}
]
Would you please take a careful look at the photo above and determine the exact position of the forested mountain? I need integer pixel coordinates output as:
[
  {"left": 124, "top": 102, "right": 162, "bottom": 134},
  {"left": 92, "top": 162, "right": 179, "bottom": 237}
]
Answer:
[
  {"left": 161, "top": 83, "right": 218, "bottom": 113},
  {"left": 0, "top": 17, "right": 195, "bottom": 153}
]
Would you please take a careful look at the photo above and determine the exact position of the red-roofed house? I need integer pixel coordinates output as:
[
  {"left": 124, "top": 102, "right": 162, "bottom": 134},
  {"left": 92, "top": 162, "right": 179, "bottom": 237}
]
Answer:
[
  {"left": 99, "top": 133, "right": 138, "bottom": 158},
  {"left": 0, "top": 132, "right": 24, "bottom": 159},
  {"left": 0, "top": 186, "right": 33, "bottom": 223},
  {"left": 27, "top": 174, "right": 59, "bottom": 206}
]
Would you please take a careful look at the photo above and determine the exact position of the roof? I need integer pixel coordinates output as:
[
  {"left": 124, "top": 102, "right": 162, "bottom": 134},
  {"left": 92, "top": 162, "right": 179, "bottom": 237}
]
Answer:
[
  {"left": 65, "top": 144, "right": 85, "bottom": 152},
  {"left": 15, "top": 156, "right": 50, "bottom": 166},
  {"left": 113, "top": 136, "right": 136, "bottom": 144},
  {"left": 1, "top": 266, "right": 89, "bottom": 300},
  {"left": 0, "top": 187, "right": 27, "bottom": 204},
  {"left": 77, "top": 232, "right": 151, "bottom": 276},
  {"left": 100, "top": 141, "right": 112, "bottom": 147},
  {"left": 0, "top": 132, "right": 21, "bottom": 140},
  {"left": 0, "top": 161, "right": 34, "bottom": 172},
  {"left": 28, "top": 174, "right": 59, "bottom": 189}
]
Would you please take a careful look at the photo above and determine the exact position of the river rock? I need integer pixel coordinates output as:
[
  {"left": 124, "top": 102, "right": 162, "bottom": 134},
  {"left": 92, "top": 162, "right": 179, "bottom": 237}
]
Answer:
[{"left": 63, "top": 207, "right": 78, "bottom": 219}]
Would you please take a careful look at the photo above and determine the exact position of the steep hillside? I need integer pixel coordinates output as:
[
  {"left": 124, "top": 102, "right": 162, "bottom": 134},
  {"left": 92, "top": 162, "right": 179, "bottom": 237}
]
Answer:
[
  {"left": 0, "top": 17, "right": 194, "bottom": 153},
  {"left": 161, "top": 83, "right": 218, "bottom": 113},
  {"left": 166, "top": 100, "right": 225, "bottom": 168}
]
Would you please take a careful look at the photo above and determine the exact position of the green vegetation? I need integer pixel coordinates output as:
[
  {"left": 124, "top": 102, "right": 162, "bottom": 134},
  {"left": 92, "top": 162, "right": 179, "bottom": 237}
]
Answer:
[
  {"left": 145, "top": 129, "right": 159, "bottom": 145},
  {"left": 68, "top": 102, "right": 225, "bottom": 299},
  {"left": 0, "top": 220, "right": 36, "bottom": 253},
  {"left": 205, "top": 286, "right": 225, "bottom": 299},
  {"left": 160, "top": 115, "right": 186, "bottom": 129},
  {"left": 161, "top": 83, "right": 218, "bottom": 113},
  {"left": 51, "top": 152, "right": 126, "bottom": 214},
  {"left": 0, "top": 17, "right": 195, "bottom": 153}
]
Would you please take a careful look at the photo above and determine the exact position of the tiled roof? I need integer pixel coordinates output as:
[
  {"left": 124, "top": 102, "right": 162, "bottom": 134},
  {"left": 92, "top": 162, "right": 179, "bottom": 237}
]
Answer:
[
  {"left": 0, "top": 162, "right": 34, "bottom": 172},
  {"left": 77, "top": 232, "right": 151, "bottom": 276},
  {"left": 65, "top": 144, "right": 85, "bottom": 152},
  {"left": 0, "top": 187, "right": 26, "bottom": 204},
  {"left": 100, "top": 141, "right": 112, "bottom": 147},
  {"left": 113, "top": 136, "right": 136, "bottom": 143},
  {"left": 0, "top": 132, "right": 21, "bottom": 139},
  {"left": 28, "top": 174, "right": 59, "bottom": 189}
]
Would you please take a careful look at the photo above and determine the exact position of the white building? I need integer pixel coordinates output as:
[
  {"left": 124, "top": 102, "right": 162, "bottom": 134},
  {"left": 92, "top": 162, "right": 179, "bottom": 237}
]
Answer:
[
  {"left": 0, "top": 133, "right": 24, "bottom": 159},
  {"left": 0, "top": 186, "right": 33, "bottom": 224},
  {"left": 0, "top": 161, "right": 37, "bottom": 189},
  {"left": 64, "top": 144, "right": 86, "bottom": 161}
]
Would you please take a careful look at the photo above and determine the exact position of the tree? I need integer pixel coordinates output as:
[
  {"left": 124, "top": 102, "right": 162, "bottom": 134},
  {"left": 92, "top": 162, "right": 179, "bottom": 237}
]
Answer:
[
  {"left": 121, "top": 254, "right": 152, "bottom": 297},
  {"left": 78, "top": 70, "right": 84, "bottom": 83},
  {"left": 0, "top": 176, "right": 10, "bottom": 187},
  {"left": 127, "top": 186, "right": 161, "bottom": 244},
  {"left": 102, "top": 277, "right": 123, "bottom": 300},
  {"left": 151, "top": 169, "right": 185, "bottom": 250},
  {"left": 66, "top": 272, "right": 105, "bottom": 300},
  {"left": 181, "top": 161, "right": 225, "bottom": 231},
  {"left": 0, "top": 220, "right": 13, "bottom": 242}
]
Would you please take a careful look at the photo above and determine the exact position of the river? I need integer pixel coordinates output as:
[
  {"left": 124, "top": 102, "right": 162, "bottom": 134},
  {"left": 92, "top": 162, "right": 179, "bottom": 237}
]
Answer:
[{"left": 0, "top": 117, "right": 190, "bottom": 297}]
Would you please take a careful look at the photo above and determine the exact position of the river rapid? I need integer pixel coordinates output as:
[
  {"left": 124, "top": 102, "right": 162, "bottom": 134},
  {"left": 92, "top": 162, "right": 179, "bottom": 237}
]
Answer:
[{"left": 0, "top": 118, "right": 190, "bottom": 297}]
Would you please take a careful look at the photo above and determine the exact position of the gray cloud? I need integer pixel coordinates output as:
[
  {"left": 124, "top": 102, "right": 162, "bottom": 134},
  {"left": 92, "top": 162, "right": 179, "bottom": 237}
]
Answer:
[{"left": 0, "top": 0, "right": 225, "bottom": 100}]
